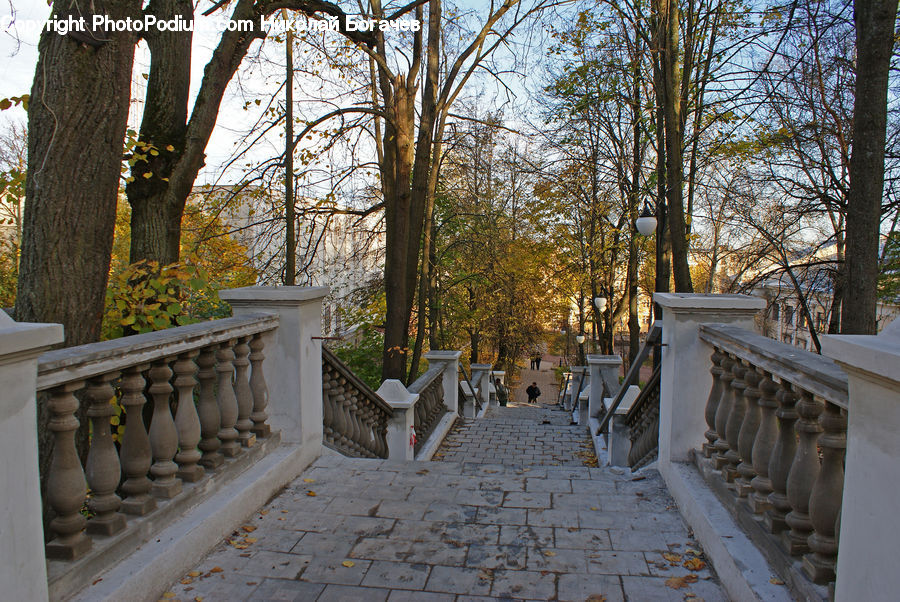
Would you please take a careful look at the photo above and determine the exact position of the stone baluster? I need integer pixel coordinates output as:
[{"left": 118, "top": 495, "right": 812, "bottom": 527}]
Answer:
[
  {"left": 216, "top": 341, "right": 241, "bottom": 457},
  {"left": 713, "top": 354, "right": 736, "bottom": 470},
  {"left": 749, "top": 370, "right": 778, "bottom": 513},
  {"left": 736, "top": 365, "right": 762, "bottom": 497},
  {"left": 248, "top": 333, "right": 271, "bottom": 438},
  {"left": 723, "top": 359, "right": 748, "bottom": 481},
  {"left": 322, "top": 371, "right": 336, "bottom": 444},
  {"left": 173, "top": 352, "right": 203, "bottom": 482},
  {"left": 196, "top": 347, "right": 223, "bottom": 469},
  {"left": 119, "top": 365, "right": 156, "bottom": 515},
  {"left": 148, "top": 359, "right": 182, "bottom": 498},
  {"left": 784, "top": 388, "right": 823, "bottom": 555},
  {"left": 803, "top": 401, "right": 846, "bottom": 583},
  {"left": 84, "top": 373, "right": 126, "bottom": 536},
  {"left": 347, "top": 390, "right": 363, "bottom": 453},
  {"left": 331, "top": 379, "right": 349, "bottom": 448},
  {"left": 703, "top": 349, "right": 725, "bottom": 457},
  {"left": 232, "top": 336, "right": 256, "bottom": 447},
  {"left": 766, "top": 381, "right": 798, "bottom": 533},
  {"left": 45, "top": 382, "right": 91, "bottom": 559}
]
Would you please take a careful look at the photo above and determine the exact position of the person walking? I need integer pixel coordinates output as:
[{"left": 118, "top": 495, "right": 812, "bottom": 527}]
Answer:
[
  {"left": 535, "top": 355, "right": 542, "bottom": 370},
  {"left": 526, "top": 381, "right": 541, "bottom": 404}
]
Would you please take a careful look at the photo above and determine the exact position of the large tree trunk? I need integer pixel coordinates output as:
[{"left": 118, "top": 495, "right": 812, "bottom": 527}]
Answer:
[
  {"left": 657, "top": 0, "right": 693, "bottom": 293},
  {"left": 126, "top": 0, "right": 192, "bottom": 265},
  {"left": 16, "top": 0, "right": 139, "bottom": 344},
  {"left": 844, "top": 0, "right": 896, "bottom": 334}
]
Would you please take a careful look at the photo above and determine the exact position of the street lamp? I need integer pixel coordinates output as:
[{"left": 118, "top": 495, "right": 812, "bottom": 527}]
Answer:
[
  {"left": 593, "top": 296, "right": 607, "bottom": 312},
  {"left": 575, "top": 333, "right": 586, "bottom": 365},
  {"left": 635, "top": 201, "right": 657, "bottom": 237}
]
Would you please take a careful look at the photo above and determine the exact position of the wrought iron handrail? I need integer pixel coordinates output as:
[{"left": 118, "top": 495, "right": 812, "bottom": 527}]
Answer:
[
  {"left": 321, "top": 346, "right": 392, "bottom": 458},
  {"left": 595, "top": 322, "right": 661, "bottom": 435}
]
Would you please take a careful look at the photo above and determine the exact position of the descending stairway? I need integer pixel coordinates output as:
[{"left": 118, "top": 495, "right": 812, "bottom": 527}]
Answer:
[{"left": 164, "top": 370, "right": 727, "bottom": 601}]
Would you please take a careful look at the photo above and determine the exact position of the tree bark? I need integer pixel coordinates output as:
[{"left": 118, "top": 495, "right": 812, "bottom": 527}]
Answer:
[
  {"left": 844, "top": 0, "right": 896, "bottom": 334},
  {"left": 16, "top": 0, "right": 140, "bottom": 345}
]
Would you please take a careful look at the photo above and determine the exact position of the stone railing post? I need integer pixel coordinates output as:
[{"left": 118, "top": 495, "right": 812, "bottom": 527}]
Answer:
[
  {"left": 0, "top": 312, "right": 63, "bottom": 601},
  {"left": 587, "top": 355, "right": 622, "bottom": 420},
  {"left": 377, "top": 380, "right": 419, "bottom": 461},
  {"left": 219, "top": 287, "right": 328, "bottom": 462},
  {"left": 471, "top": 363, "right": 492, "bottom": 409},
  {"left": 568, "top": 366, "right": 587, "bottom": 412},
  {"left": 424, "top": 350, "right": 462, "bottom": 414},
  {"left": 654, "top": 293, "right": 765, "bottom": 466},
  {"left": 822, "top": 321, "right": 900, "bottom": 601}
]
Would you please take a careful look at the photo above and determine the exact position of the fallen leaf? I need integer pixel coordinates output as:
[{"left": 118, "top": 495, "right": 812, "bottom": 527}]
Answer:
[
  {"left": 259, "top": 510, "right": 269, "bottom": 516},
  {"left": 242, "top": 526, "right": 257, "bottom": 533},
  {"left": 187, "top": 571, "right": 200, "bottom": 578},
  {"left": 307, "top": 491, "right": 317, "bottom": 497},
  {"left": 277, "top": 517, "right": 286, "bottom": 521},
  {"left": 180, "top": 578, "right": 193, "bottom": 585},
  {"left": 239, "top": 553, "right": 251, "bottom": 558},
  {"left": 303, "top": 478, "right": 316, "bottom": 483},
  {"left": 194, "top": 598, "right": 203, "bottom": 602},
  {"left": 246, "top": 582, "right": 257, "bottom": 586},
  {"left": 244, "top": 537, "right": 258, "bottom": 543},
  {"left": 233, "top": 544, "right": 248, "bottom": 550},
  {"left": 586, "top": 596, "right": 607, "bottom": 602},
  {"left": 590, "top": 506, "right": 599, "bottom": 511},
  {"left": 770, "top": 577, "right": 785, "bottom": 585},
  {"left": 665, "top": 575, "right": 699, "bottom": 590},
  {"left": 543, "top": 550, "right": 557, "bottom": 557},
  {"left": 281, "top": 510, "right": 288, "bottom": 514},
  {"left": 341, "top": 560, "right": 355, "bottom": 568},
  {"left": 663, "top": 552, "right": 683, "bottom": 564},
  {"left": 683, "top": 557, "right": 706, "bottom": 571},
  {"left": 685, "top": 547, "right": 701, "bottom": 556},
  {"left": 210, "top": 567, "right": 223, "bottom": 574},
  {"left": 161, "top": 594, "right": 176, "bottom": 600}
]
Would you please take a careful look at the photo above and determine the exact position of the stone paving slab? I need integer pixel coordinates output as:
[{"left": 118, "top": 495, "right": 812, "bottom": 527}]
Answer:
[{"left": 162, "top": 380, "right": 727, "bottom": 602}]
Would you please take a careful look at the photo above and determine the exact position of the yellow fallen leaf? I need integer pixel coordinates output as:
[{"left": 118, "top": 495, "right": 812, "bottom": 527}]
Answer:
[
  {"left": 665, "top": 574, "right": 698, "bottom": 589},
  {"left": 663, "top": 552, "right": 682, "bottom": 564},
  {"left": 210, "top": 567, "right": 223, "bottom": 573},
  {"left": 281, "top": 510, "right": 288, "bottom": 513},
  {"left": 161, "top": 594, "right": 176, "bottom": 599},
  {"left": 194, "top": 598, "right": 203, "bottom": 602},
  {"left": 303, "top": 478, "right": 316, "bottom": 483},
  {"left": 590, "top": 507, "right": 599, "bottom": 511},
  {"left": 187, "top": 571, "right": 200, "bottom": 578},
  {"left": 543, "top": 550, "right": 556, "bottom": 557},
  {"left": 586, "top": 596, "right": 607, "bottom": 602},
  {"left": 180, "top": 577, "right": 193, "bottom": 584},
  {"left": 307, "top": 491, "right": 317, "bottom": 497},
  {"left": 233, "top": 544, "right": 248, "bottom": 550},
  {"left": 244, "top": 537, "right": 257, "bottom": 543},
  {"left": 277, "top": 517, "right": 286, "bottom": 521},
  {"left": 683, "top": 557, "right": 706, "bottom": 571},
  {"left": 259, "top": 510, "right": 269, "bottom": 515},
  {"left": 242, "top": 525, "right": 257, "bottom": 532},
  {"left": 770, "top": 577, "right": 785, "bottom": 585},
  {"left": 341, "top": 560, "right": 355, "bottom": 567}
]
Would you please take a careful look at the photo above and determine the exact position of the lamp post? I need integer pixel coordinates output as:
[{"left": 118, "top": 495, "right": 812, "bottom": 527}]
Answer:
[
  {"left": 635, "top": 199, "right": 665, "bottom": 368},
  {"left": 575, "top": 333, "right": 586, "bottom": 365},
  {"left": 593, "top": 296, "right": 607, "bottom": 353}
]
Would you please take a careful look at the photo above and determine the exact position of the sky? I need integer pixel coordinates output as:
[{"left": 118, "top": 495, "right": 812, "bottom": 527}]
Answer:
[{"left": 0, "top": 1, "right": 542, "bottom": 189}]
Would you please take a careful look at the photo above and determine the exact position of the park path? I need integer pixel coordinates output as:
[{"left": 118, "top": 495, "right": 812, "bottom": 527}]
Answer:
[{"left": 162, "top": 357, "right": 726, "bottom": 601}]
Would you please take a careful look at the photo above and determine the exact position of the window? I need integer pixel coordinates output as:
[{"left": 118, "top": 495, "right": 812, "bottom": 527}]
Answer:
[
  {"left": 771, "top": 303, "right": 780, "bottom": 321},
  {"left": 797, "top": 312, "right": 806, "bottom": 329},
  {"left": 816, "top": 312, "right": 825, "bottom": 331},
  {"left": 783, "top": 305, "right": 794, "bottom": 326}
]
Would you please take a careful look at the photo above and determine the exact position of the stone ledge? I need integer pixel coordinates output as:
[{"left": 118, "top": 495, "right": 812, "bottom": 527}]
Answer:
[
  {"left": 63, "top": 436, "right": 319, "bottom": 602},
  {"left": 659, "top": 458, "right": 794, "bottom": 602}
]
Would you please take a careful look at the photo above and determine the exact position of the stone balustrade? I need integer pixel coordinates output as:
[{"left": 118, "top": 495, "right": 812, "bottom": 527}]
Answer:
[
  {"left": 321, "top": 347, "right": 391, "bottom": 458},
  {"left": 37, "top": 314, "right": 279, "bottom": 563},
  {"left": 697, "top": 323, "right": 847, "bottom": 590}
]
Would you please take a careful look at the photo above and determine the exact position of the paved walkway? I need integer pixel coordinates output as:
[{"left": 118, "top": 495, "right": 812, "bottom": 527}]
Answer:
[{"left": 163, "top": 363, "right": 727, "bottom": 601}]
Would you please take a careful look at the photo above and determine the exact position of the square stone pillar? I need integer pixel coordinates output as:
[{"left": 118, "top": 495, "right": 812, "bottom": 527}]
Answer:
[
  {"left": 471, "top": 363, "right": 492, "bottom": 409},
  {"left": 587, "top": 354, "right": 622, "bottom": 419},
  {"left": 822, "top": 322, "right": 900, "bottom": 601},
  {"left": 377, "top": 380, "right": 419, "bottom": 461},
  {"left": 608, "top": 386, "right": 641, "bottom": 467},
  {"left": 654, "top": 293, "right": 765, "bottom": 465},
  {"left": 568, "top": 367, "right": 587, "bottom": 412},
  {"left": 0, "top": 312, "right": 64, "bottom": 602},
  {"left": 219, "top": 286, "right": 328, "bottom": 452},
  {"left": 424, "top": 350, "right": 462, "bottom": 413}
]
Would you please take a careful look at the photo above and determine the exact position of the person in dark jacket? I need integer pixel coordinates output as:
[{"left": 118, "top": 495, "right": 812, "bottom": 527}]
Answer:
[
  {"left": 495, "top": 378, "right": 509, "bottom": 406},
  {"left": 526, "top": 382, "right": 541, "bottom": 404}
]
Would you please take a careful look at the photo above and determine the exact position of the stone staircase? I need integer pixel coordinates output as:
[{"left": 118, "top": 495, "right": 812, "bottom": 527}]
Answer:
[{"left": 161, "top": 400, "right": 727, "bottom": 601}]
